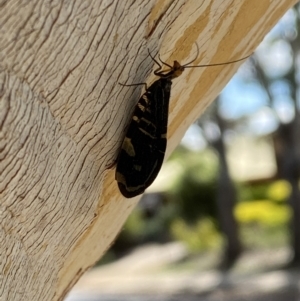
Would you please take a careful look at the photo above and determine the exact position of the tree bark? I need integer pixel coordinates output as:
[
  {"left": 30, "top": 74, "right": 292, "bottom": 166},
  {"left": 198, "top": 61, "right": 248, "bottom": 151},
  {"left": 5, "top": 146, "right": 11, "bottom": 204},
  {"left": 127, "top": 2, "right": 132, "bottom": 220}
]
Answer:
[{"left": 0, "top": 0, "right": 296, "bottom": 300}]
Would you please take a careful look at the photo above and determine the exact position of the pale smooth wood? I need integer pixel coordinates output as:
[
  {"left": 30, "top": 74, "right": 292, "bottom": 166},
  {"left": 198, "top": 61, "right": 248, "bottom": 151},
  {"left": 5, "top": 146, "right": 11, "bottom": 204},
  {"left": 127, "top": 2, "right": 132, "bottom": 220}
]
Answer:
[{"left": 0, "top": 0, "right": 296, "bottom": 300}]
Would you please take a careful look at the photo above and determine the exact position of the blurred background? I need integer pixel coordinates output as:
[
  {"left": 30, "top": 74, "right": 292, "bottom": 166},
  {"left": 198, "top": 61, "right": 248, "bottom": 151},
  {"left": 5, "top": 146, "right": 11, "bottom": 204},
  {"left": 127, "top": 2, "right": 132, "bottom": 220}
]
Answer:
[{"left": 66, "top": 3, "right": 300, "bottom": 301}]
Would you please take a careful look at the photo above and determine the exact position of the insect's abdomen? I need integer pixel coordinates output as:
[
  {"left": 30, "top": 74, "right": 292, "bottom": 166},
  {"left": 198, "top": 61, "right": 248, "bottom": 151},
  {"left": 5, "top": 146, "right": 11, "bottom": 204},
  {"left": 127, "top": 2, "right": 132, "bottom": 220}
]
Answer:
[{"left": 116, "top": 78, "right": 172, "bottom": 198}]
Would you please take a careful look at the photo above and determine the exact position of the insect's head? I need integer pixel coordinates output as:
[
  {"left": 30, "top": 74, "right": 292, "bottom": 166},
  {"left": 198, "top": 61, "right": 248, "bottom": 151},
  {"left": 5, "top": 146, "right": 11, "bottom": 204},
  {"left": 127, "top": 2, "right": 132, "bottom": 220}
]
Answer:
[
  {"left": 171, "top": 61, "right": 185, "bottom": 78},
  {"left": 151, "top": 43, "right": 251, "bottom": 80}
]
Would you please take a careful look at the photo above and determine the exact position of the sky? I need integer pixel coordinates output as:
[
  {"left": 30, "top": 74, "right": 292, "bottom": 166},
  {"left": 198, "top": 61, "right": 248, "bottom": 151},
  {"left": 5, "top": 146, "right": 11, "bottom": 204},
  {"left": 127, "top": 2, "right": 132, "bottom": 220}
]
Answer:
[{"left": 181, "top": 7, "right": 298, "bottom": 151}]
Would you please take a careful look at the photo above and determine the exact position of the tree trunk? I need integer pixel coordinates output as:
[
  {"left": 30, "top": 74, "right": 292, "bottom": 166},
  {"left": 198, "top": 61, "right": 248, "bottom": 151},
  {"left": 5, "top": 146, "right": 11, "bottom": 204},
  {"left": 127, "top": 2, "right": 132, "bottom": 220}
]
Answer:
[
  {"left": 0, "top": 0, "right": 296, "bottom": 300},
  {"left": 213, "top": 112, "right": 242, "bottom": 269}
]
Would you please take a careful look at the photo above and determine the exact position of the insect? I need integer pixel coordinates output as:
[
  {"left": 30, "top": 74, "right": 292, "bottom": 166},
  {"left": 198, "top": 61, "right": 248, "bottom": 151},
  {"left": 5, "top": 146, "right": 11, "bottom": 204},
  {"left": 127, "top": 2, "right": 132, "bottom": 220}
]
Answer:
[{"left": 115, "top": 44, "right": 249, "bottom": 198}]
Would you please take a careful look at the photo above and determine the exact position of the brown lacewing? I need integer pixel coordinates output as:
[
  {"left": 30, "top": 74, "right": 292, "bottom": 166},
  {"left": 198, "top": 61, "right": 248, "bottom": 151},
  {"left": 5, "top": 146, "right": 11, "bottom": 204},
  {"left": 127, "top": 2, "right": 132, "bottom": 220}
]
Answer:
[{"left": 116, "top": 44, "right": 250, "bottom": 198}]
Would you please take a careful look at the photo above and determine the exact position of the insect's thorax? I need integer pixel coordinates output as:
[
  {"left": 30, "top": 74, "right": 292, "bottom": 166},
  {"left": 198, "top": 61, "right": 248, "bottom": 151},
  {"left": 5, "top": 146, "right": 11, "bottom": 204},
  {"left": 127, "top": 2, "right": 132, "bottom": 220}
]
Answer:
[
  {"left": 171, "top": 60, "right": 184, "bottom": 78},
  {"left": 148, "top": 77, "right": 172, "bottom": 95},
  {"left": 155, "top": 61, "right": 185, "bottom": 80}
]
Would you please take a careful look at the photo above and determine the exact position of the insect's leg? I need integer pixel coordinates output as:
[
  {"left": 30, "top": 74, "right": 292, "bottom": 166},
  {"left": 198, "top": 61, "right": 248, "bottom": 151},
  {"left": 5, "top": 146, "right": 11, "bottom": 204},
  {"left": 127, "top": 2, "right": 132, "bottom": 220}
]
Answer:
[
  {"left": 148, "top": 49, "right": 168, "bottom": 76},
  {"left": 148, "top": 49, "right": 161, "bottom": 69},
  {"left": 148, "top": 48, "right": 173, "bottom": 76},
  {"left": 119, "top": 82, "right": 148, "bottom": 91}
]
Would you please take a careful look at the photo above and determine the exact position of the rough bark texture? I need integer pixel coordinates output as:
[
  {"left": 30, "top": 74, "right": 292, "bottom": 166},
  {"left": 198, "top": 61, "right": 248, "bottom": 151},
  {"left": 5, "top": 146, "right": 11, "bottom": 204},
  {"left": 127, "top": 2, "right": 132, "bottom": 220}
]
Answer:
[{"left": 0, "top": 0, "right": 297, "bottom": 300}]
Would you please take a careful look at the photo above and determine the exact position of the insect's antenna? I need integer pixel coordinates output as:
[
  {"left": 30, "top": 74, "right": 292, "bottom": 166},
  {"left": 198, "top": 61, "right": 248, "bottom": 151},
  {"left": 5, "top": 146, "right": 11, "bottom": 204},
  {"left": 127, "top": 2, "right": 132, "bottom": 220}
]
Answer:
[
  {"left": 158, "top": 54, "right": 173, "bottom": 69},
  {"left": 184, "top": 53, "right": 251, "bottom": 68},
  {"left": 155, "top": 43, "right": 200, "bottom": 69}
]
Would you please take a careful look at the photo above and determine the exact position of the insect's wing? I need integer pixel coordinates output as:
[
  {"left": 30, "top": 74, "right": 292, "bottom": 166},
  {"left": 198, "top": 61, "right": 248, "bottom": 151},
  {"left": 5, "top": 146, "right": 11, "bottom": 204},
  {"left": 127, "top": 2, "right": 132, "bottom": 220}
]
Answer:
[{"left": 116, "top": 79, "right": 172, "bottom": 198}]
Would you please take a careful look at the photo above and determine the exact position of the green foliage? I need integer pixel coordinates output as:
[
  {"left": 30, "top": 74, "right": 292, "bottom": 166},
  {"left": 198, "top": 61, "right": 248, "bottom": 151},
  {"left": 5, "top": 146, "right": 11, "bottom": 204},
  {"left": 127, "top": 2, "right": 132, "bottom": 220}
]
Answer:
[
  {"left": 172, "top": 198, "right": 291, "bottom": 252},
  {"left": 114, "top": 145, "right": 292, "bottom": 255},
  {"left": 234, "top": 179, "right": 291, "bottom": 248},
  {"left": 95, "top": 251, "right": 117, "bottom": 266},
  {"left": 118, "top": 199, "right": 177, "bottom": 245},
  {"left": 235, "top": 200, "right": 291, "bottom": 227},
  {"left": 170, "top": 148, "right": 219, "bottom": 223},
  {"left": 267, "top": 180, "right": 291, "bottom": 203},
  {"left": 234, "top": 180, "right": 291, "bottom": 234},
  {"left": 123, "top": 209, "right": 145, "bottom": 238},
  {"left": 169, "top": 146, "right": 218, "bottom": 183},
  {"left": 240, "top": 224, "right": 289, "bottom": 248},
  {"left": 238, "top": 183, "right": 270, "bottom": 202},
  {"left": 171, "top": 218, "right": 222, "bottom": 253},
  {"left": 238, "top": 180, "right": 291, "bottom": 204}
]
